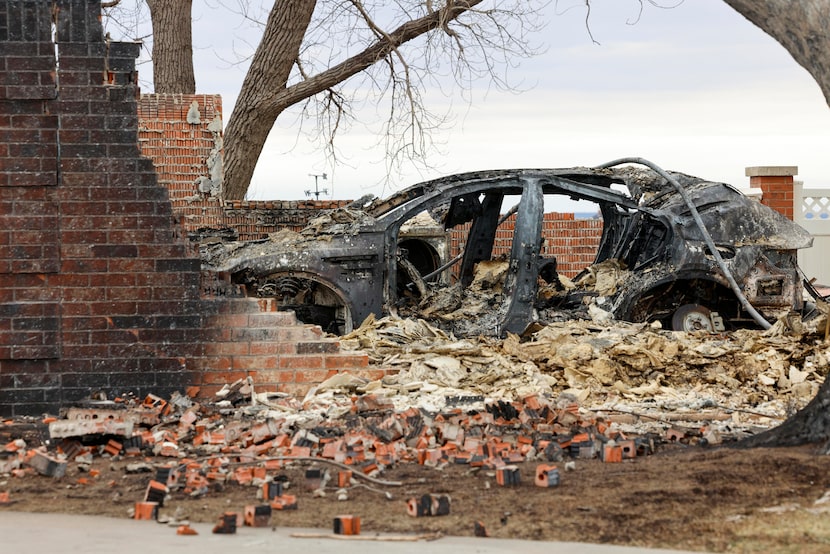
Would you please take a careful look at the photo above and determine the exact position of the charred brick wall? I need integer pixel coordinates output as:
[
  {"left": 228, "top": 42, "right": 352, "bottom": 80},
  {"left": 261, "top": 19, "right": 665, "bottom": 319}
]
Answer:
[
  {"left": 0, "top": 1, "right": 370, "bottom": 417},
  {"left": 219, "top": 199, "right": 350, "bottom": 240}
]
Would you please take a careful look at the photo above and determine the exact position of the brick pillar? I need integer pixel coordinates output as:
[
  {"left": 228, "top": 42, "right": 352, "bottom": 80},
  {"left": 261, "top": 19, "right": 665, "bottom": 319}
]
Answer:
[{"left": 745, "top": 166, "right": 797, "bottom": 220}]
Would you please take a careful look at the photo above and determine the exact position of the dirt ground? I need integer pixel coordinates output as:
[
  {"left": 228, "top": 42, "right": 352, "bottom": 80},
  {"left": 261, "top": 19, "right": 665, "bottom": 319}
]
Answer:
[{"left": 3, "top": 442, "right": 830, "bottom": 553}]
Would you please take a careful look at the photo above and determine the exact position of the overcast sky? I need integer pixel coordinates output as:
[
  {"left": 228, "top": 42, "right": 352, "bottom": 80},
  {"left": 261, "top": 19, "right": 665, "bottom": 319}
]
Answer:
[{"left": 109, "top": 0, "right": 830, "bottom": 204}]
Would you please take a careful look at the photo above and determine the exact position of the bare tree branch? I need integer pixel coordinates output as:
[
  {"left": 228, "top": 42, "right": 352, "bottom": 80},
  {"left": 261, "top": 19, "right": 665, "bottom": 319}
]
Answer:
[{"left": 222, "top": 0, "right": 544, "bottom": 199}]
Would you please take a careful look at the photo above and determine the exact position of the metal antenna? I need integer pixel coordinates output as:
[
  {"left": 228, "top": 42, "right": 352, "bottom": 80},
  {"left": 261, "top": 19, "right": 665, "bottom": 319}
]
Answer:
[{"left": 305, "top": 173, "right": 328, "bottom": 200}]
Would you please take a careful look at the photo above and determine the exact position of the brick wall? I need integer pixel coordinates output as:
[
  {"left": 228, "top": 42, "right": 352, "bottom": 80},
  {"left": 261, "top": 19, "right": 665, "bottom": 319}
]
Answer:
[
  {"left": 450, "top": 213, "right": 603, "bottom": 278},
  {"left": 746, "top": 166, "right": 797, "bottom": 221},
  {"left": 137, "top": 95, "right": 349, "bottom": 241},
  {"left": 0, "top": 0, "right": 371, "bottom": 417},
  {"left": 220, "top": 199, "right": 351, "bottom": 240},
  {"left": 137, "top": 94, "right": 226, "bottom": 230}
]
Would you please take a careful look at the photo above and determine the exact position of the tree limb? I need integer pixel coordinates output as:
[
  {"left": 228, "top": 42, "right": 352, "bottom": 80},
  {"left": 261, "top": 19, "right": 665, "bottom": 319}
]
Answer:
[{"left": 269, "top": 0, "right": 484, "bottom": 114}]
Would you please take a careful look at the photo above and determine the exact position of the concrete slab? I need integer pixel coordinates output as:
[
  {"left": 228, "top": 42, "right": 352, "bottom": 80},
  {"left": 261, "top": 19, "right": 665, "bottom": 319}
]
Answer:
[{"left": 0, "top": 511, "right": 706, "bottom": 554}]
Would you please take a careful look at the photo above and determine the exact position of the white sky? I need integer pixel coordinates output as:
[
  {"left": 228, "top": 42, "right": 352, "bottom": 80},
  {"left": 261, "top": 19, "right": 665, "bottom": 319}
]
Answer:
[{"left": 109, "top": 0, "right": 830, "bottom": 205}]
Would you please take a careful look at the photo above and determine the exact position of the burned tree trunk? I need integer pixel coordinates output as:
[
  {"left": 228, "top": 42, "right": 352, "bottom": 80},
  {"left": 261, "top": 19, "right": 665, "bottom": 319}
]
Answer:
[{"left": 146, "top": 0, "right": 195, "bottom": 94}]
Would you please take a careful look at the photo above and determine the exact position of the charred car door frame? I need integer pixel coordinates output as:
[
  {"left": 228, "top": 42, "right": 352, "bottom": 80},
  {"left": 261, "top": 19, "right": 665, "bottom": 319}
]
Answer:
[{"left": 378, "top": 170, "right": 645, "bottom": 335}]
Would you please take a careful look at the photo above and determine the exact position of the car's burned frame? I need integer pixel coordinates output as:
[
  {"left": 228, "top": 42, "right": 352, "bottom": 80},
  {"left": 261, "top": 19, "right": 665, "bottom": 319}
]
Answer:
[{"left": 202, "top": 159, "right": 816, "bottom": 336}]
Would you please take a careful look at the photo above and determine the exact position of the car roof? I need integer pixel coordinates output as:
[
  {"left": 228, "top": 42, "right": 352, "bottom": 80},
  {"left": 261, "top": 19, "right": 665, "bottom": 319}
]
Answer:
[{"left": 365, "top": 167, "right": 643, "bottom": 225}]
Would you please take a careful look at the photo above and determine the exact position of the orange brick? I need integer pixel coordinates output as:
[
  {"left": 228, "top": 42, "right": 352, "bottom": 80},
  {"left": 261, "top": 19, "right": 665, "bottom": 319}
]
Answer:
[
  {"left": 495, "top": 465, "right": 520, "bottom": 486},
  {"left": 333, "top": 515, "right": 360, "bottom": 535},
  {"left": 234, "top": 467, "right": 254, "bottom": 485},
  {"left": 619, "top": 440, "right": 637, "bottom": 459},
  {"left": 535, "top": 464, "right": 560, "bottom": 487},
  {"left": 244, "top": 504, "right": 272, "bottom": 527},
  {"left": 134, "top": 501, "right": 158, "bottom": 520},
  {"left": 601, "top": 444, "right": 623, "bottom": 463},
  {"left": 338, "top": 470, "right": 352, "bottom": 488},
  {"left": 270, "top": 494, "right": 297, "bottom": 510}
]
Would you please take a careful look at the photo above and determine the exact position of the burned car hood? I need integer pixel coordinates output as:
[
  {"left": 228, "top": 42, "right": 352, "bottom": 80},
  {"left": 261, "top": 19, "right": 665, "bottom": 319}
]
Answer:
[{"left": 636, "top": 173, "right": 812, "bottom": 250}]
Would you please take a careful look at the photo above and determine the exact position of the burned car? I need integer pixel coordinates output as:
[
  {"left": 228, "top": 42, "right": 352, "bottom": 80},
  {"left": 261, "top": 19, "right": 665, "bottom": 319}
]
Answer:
[{"left": 201, "top": 158, "right": 815, "bottom": 336}]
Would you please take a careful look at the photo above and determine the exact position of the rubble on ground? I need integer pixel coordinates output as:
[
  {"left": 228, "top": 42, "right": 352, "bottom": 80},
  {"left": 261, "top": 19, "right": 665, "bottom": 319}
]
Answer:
[
  {"left": 338, "top": 312, "right": 828, "bottom": 435},
  {"left": 1, "top": 313, "right": 828, "bottom": 532}
]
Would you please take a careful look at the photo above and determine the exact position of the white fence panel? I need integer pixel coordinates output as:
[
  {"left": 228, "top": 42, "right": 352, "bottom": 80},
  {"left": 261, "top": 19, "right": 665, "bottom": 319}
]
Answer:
[{"left": 795, "top": 182, "right": 830, "bottom": 286}]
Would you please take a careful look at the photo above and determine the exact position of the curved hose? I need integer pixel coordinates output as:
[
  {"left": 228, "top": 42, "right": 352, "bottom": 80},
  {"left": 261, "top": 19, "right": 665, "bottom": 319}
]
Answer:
[{"left": 597, "top": 157, "right": 772, "bottom": 330}]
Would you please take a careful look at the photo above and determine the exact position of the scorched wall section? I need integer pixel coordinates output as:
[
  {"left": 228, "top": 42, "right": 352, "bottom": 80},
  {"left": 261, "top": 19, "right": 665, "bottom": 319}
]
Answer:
[{"left": 0, "top": 0, "right": 368, "bottom": 417}]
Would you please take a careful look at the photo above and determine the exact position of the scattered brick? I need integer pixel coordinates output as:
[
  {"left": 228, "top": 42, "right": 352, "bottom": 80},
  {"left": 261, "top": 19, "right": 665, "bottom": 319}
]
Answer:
[
  {"left": 535, "top": 464, "right": 561, "bottom": 487},
  {"left": 212, "top": 512, "right": 238, "bottom": 534},
  {"left": 262, "top": 481, "right": 284, "bottom": 501},
  {"left": 144, "top": 480, "right": 169, "bottom": 506},
  {"left": 270, "top": 494, "right": 298, "bottom": 510},
  {"left": 619, "top": 439, "right": 637, "bottom": 459},
  {"left": 606, "top": 443, "right": 624, "bottom": 464},
  {"left": 244, "top": 504, "right": 272, "bottom": 527},
  {"left": 2, "top": 378, "right": 688, "bottom": 538},
  {"left": 304, "top": 467, "right": 323, "bottom": 491},
  {"left": 155, "top": 465, "right": 180, "bottom": 489},
  {"left": 337, "top": 470, "right": 352, "bottom": 488},
  {"left": 134, "top": 501, "right": 158, "bottom": 520},
  {"left": 103, "top": 439, "right": 123, "bottom": 457},
  {"left": 495, "top": 465, "right": 521, "bottom": 487},
  {"left": 474, "top": 520, "right": 490, "bottom": 537},
  {"left": 333, "top": 514, "right": 361, "bottom": 535},
  {"left": 407, "top": 494, "right": 451, "bottom": 517},
  {"left": 25, "top": 450, "right": 67, "bottom": 478}
]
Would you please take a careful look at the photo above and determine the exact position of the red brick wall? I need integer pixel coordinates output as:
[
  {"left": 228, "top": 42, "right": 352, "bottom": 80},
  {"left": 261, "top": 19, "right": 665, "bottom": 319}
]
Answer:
[
  {"left": 137, "top": 94, "right": 226, "bottom": 229},
  {"left": 450, "top": 213, "right": 603, "bottom": 278},
  {"left": 746, "top": 167, "right": 797, "bottom": 221},
  {"left": 136, "top": 95, "right": 350, "bottom": 241},
  {"left": 0, "top": 0, "right": 370, "bottom": 417}
]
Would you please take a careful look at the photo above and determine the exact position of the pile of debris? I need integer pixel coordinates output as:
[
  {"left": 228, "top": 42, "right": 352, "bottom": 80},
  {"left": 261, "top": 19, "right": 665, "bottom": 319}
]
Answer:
[
  {"left": 3, "top": 380, "right": 650, "bottom": 482},
  {"left": 339, "top": 313, "right": 828, "bottom": 433},
  {"left": 2, "top": 313, "right": 828, "bottom": 534}
]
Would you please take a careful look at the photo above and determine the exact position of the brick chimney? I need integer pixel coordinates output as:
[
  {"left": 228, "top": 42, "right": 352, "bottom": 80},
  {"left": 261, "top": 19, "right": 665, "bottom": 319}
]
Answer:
[{"left": 745, "top": 166, "right": 797, "bottom": 220}]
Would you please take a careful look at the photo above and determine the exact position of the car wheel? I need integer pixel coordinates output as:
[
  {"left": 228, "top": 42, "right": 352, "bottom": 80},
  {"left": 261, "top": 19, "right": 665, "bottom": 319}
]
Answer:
[{"left": 671, "top": 303, "right": 714, "bottom": 332}]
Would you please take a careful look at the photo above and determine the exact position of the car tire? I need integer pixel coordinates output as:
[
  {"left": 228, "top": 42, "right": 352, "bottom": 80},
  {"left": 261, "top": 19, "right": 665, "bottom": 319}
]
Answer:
[{"left": 671, "top": 303, "right": 714, "bottom": 332}]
